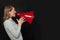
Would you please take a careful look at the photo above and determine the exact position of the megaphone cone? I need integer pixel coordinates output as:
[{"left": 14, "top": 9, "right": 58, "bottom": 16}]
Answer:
[{"left": 17, "top": 11, "right": 34, "bottom": 24}]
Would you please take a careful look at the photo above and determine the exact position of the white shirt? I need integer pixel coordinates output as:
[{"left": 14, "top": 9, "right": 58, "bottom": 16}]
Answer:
[{"left": 3, "top": 18, "right": 23, "bottom": 40}]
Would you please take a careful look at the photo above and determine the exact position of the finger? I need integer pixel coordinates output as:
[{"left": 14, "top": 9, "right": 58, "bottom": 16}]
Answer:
[
  {"left": 21, "top": 17, "right": 25, "bottom": 20},
  {"left": 21, "top": 18, "right": 25, "bottom": 21},
  {"left": 24, "top": 20, "right": 26, "bottom": 22},
  {"left": 21, "top": 17, "right": 25, "bottom": 19},
  {"left": 23, "top": 17, "right": 25, "bottom": 19},
  {"left": 23, "top": 20, "right": 26, "bottom": 22}
]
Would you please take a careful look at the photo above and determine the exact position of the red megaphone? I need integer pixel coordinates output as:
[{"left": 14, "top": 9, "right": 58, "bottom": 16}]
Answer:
[{"left": 17, "top": 11, "right": 34, "bottom": 24}]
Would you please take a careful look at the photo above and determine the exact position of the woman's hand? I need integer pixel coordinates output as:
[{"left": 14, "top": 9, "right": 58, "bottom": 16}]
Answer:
[{"left": 16, "top": 17, "right": 25, "bottom": 26}]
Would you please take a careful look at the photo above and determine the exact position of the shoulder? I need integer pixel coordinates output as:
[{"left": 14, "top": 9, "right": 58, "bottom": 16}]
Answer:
[
  {"left": 3, "top": 20, "right": 10, "bottom": 24},
  {"left": 3, "top": 19, "right": 12, "bottom": 28},
  {"left": 3, "top": 18, "right": 14, "bottom": 28},
  {"left": 3, "top": 19, "right": 11, "bottom": 28},
  {"left": 3, "top": 18, "right": 12, "bottom": 24}
]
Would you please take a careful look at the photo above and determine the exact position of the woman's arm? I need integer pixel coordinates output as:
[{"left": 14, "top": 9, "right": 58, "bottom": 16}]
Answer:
[{"left": 3, "top": 20, "right": 22, "bottom": 38}]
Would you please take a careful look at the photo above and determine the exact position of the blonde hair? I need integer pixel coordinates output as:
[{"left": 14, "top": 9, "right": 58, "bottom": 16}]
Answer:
[{"left": 3, "top": 5, "right": 14, "bottom": 21}]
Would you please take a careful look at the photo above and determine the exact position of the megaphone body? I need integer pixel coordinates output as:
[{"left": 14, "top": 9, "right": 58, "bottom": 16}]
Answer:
[{"left": 17, "top": 11, "right": 34, "bottom": 24}]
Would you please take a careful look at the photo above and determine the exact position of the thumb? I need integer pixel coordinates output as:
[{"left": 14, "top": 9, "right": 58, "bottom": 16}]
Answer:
[{"left": 16, "top": 19, "right": 18, "bottom": 22}]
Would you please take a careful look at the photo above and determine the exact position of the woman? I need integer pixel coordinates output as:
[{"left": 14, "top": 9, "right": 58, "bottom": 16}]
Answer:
[{"left": 3, "top": 5, "right": 25, "bottom": 40}]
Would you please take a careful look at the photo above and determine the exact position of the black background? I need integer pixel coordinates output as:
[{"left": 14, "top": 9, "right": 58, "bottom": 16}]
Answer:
[{"left": 0, "top": 0, "right": 48, "bottom": 40}]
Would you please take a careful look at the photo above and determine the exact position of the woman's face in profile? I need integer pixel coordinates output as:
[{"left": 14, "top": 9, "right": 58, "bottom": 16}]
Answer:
[{"left": 9, "top": 7, "right": 16, "bottom": 17}]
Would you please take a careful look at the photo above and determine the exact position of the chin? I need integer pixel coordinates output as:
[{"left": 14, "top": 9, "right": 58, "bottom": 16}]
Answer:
[{"left": 12, "top": 15, "right": 15, "bottom": 17}]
